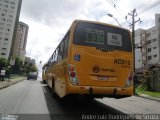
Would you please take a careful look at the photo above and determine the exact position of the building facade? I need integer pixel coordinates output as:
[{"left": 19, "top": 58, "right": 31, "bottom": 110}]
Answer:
[
  {"left": 0, "top": 0, "right": 22, "bottom": 59},
  {"left": 25, "top": 57, "right": 36, "bottom": 65},
  {"left": 135, "top": 14, "right": 160, "bottom": 69},
  {"left": 12, "top": 21, "right": 29, "bottom": 63}
]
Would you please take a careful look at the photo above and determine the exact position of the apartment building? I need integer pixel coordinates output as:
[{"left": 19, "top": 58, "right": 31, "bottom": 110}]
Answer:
[
  {"left": 0, "top": 0, "right": 22, "bottom": 59},
  {"left": 135, "top": 14, "right": 160, "bottom": 69},
  {"left": 11, "top": 21, "right": 29, "bottom": 63},
  {"left": 25, "top": 57, "right": 36, "bottom": 65}
]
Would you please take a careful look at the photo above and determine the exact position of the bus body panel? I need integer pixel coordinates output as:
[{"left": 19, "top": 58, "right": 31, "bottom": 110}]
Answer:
[
  {"left": 68, "top": 45, "right": 132, "bottom": 87},
  {"left": 44, "top": 20, "right": 133, "bottom": 98}
]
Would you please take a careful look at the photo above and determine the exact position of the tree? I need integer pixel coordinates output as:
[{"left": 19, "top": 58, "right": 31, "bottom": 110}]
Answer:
[
  {"left": 23, "top": 62, "right": 38, "bottom": 75},
  {"left": 0, "top": 58, "right": 8, "bottom": 70},
  {"left": 11, "top": 57, "right": 23, "bottom": 74},
  {"left": 140, "top": 70, "right": 152, "bottom": 91}
]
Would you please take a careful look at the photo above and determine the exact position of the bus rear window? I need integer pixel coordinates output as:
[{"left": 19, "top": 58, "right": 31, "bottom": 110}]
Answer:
[{"left": 74, "top": 22, "right": 132, "bottom": 52}]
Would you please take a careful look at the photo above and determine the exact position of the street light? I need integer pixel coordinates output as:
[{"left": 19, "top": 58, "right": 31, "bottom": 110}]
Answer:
[{"left": 107, "top": 13, "right": 121, "bottom": 26}]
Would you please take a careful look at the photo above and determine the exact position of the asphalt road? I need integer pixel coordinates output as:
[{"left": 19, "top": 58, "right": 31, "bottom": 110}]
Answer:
[{"left": 0, "top": 79, "right": 133, "bottom": 120}]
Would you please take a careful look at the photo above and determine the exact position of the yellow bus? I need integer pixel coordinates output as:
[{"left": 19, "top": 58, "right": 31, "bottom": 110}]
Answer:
[
  {"left": 44, "top": 20, "right": 133, "bottom": 99},
  {"left": 42, "top": 63, "right": 48, "bottom": 83}
]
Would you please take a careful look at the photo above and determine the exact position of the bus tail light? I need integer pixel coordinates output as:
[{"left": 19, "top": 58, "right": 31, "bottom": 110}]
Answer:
[
  {"left": 68, "top": 64, "right": 79, "bottom": 85},
  {"left": 125, "top": 71, "right": 133, "bottom": 87},
  {"left": 69, "top": 66, "right": 74, "bottom": 71},
  {"left": 70, "top": 72, "right": 76, "bottom": 77}
]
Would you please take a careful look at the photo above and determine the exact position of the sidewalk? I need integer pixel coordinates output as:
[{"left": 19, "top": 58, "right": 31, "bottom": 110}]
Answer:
[
  {"left": 136, "top": 93, "right": 160, "bottom": 102},
  {"left": 0, "top": 76, "right": 26, "bottom": 90},
  {"left": 97, "top": 95, "right": 160, "bottom": 114}
]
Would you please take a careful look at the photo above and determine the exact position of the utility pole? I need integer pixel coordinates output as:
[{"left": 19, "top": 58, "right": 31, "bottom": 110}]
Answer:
[{"left": 127, "top": 9, "right": 140, "bottom": 94}]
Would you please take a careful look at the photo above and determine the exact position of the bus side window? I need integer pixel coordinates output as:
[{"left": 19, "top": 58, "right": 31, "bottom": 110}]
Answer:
[
  {"left": 57, "top": 46, "right": 61, "bottom": 61},
  {"left": 61, "top": 41, "right": 65, "bottom": 59},
  {"left": 55, "top": 48, "right": 58, "bottom": 63},
  {"left": 52, "top": 52, "right": 55, "bottom": 65},
  {"left": 63, "top": 32, "right": 70, "bottom": 58},
  {"left": 59, "top": 41, "right": 64, "bottom": 60}
]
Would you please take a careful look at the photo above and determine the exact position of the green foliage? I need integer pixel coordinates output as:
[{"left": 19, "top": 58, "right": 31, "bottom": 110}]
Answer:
[
  {"left": 12, "top": 57, "right": 23, "bottom": 74},
  {"left": 0, "top": 57, "right": 38, "bottom": 76},
  {"left": 140, "top": 70, "right": 153, "bottom": 91},
  {"left": 0, "top": 58, "right": 8, "bottom": 69},
  {"left": 137, "top": 85, "right": 147, "bottom": 91},
  {"left": 136, "top": 86, "right": 160, "bottom": 98},
  {"left": 23, "top": 62, "right": 38, "bottom": 75}
]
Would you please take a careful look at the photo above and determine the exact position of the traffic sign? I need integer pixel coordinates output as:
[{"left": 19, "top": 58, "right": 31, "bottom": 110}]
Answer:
[{"left": 10, "top": 57, "right": 15, "bottom": 65}]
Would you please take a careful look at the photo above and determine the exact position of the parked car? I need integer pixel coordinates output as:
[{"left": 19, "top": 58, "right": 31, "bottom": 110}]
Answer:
[{"left": 27, "top": 72, "right": 38, "bottom": 80}]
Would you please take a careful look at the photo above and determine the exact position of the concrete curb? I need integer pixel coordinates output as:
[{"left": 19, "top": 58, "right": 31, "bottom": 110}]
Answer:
[
  {"left": 135, "top": 94, "right": 160, "bottom": 102},
  {"left": 0, "top": 78, "right": 26, "bottom": 90}
]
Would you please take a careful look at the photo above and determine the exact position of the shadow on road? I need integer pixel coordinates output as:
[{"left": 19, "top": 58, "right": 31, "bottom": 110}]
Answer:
[{"left": 41, "top": 83, "right": 136, "bottom": 120}]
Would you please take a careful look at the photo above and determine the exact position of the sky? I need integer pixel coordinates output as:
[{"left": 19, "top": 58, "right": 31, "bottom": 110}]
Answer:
[{"left": 19, "top": 0, "right": 160, "bottom": 73}]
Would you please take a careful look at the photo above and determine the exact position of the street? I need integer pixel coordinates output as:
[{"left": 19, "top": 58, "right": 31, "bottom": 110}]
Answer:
[{"left": 0, "top": 79, "right": 159, "bottom": 120}]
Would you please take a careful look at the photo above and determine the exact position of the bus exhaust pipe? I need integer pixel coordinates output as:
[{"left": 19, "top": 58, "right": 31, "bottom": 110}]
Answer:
[
  {"left": 113, "top": 88, "right": 117, "bottom": 95},
  {"left": 89, "top": 87, "right": 93, "bottom": 94}
]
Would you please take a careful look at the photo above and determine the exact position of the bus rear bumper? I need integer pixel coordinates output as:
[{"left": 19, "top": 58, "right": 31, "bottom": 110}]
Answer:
[{"left": 67, "top": 85, "right": 133, "bottom": 98}]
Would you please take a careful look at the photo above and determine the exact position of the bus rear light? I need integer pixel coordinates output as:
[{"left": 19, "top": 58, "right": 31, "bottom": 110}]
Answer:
[
  {"left": 125, "top": 71, "right": 133, "bottom": 87},
  {"left": 68, "top": 64, "right": 79, "bottom": 85},
  {"left": 71, "top": 77, "right": 79, "bottom": 85},
  {"left": 70, "top": 72, "right": 76, "bottom": 77},
  {"left": 69, "top": 66, "right": 74, "bottom": 71},
  {"left": 128, "top": 72, "right": 133, "bottom": 81}
]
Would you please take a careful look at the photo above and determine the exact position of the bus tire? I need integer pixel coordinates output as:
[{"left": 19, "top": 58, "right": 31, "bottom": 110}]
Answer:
[{"left": 52, "top": 78, "right": 56, "bottom": 97}]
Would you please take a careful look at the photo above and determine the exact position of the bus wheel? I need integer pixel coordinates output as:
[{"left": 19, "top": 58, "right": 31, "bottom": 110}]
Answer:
[{"left": 52, "top": 78, "right": 56, "bottom": 97}]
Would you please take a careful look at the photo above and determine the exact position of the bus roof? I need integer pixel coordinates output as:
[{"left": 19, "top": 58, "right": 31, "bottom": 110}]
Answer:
[{"left": 72, "top": 19, "right": 130, "bottom": 33}]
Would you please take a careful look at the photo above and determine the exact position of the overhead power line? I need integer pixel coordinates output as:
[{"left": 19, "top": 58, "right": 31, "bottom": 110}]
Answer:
[
  {"left": 107, "top": 0, "right": 126, "bottom": 19},
  {"left": 138, "top": 0, "right": 160, "bottom": 15},
  {"left": 121, "top": 0, "right": 160, "bottom": 26}
]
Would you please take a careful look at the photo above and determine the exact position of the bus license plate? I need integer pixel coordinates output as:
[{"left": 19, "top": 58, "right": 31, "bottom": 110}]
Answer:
[{"left": 98, "top": 76, "right": 109, "bottom": 80}]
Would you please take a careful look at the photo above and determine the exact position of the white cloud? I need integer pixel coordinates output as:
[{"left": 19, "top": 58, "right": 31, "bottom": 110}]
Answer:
[{"left": 19, "top": 0, "right": 160, "bottom": 70}]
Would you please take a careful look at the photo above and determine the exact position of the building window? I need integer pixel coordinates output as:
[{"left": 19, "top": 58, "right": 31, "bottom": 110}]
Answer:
[
  {"left": 154, "top": 54, "right": 157, "bottom": 58},
  {"left": 7, "top": 24, "right": 11, "bottom": 26},
  {"left": 4, "top": 38, "right": 8, "bottom": 41},
  {"left": 153, "top": 46, "right": 157, "bottom": 49},
  {"left": 3, "top": 9, "right": 7, "bottom": 12},
  {"left": 146, "top": 33, "right": 151, "bottom": 37},
  {"left": 153, "top": 38, "right": 156, "bottom": 42},
  {"left": 4, "top": 4, "right": 8, "bottom": 8},
  {"left": 2, "top": 48, "right": 6, "bottom": 50},
  {"left": 1, "top": 53, "right": 5, "bottom": 55},
  {"left": 5, "top": 33, "right": 9, "bottom": 36},
  {"left": 0, "top": 22, "right": 5, "bottom": 26},
  {"left": 148, "top": 48, "right": 151, "bottom": 52},
  {"left": 148, "top": 56, "right": 152, "bottom": 60},
  {"left": 147, "top": 40, "right": 151, "bottom": 45},
  {"left": 3, "top": 43, "right": 7, "bottom": 45},
  {"left": 7, "top": 19, "right": 12, "bottom": 22},
  {"left": 8, "top": 15, "right": 13, "bottom": 18},
  {"left": 2, "top": 13, "right": 6, "bottom": 17},
  {"left": 152, "top": 30, "right": 156, "bottom": 34},
  {"left": 9, "top": 10, "right": 14, "bottom": 13},
  {"left": 10, "top": 2, "right": 15, "bottom": 5},
  {"left": 0, "top": 27, "right": 3, "bottom": 30},
  {"left": 1, "top": 18, "right": 5, "bottom": 21},
  {"left": 4, "top": 0, "right": 9, "bottom": 3},
  {"left": 10, "top": 6, "right": 14, "bottom": 9}
]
